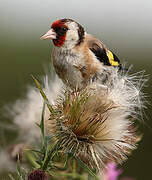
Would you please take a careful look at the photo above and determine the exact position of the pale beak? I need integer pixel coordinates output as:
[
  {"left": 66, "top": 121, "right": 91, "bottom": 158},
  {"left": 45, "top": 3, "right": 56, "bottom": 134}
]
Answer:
[{"left": 40, "top": 28, "right": 57, "bottom": 40}]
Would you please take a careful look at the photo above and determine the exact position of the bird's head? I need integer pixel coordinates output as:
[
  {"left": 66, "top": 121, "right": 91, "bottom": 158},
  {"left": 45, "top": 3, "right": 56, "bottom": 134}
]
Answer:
[{"left": 40, "top": 19, "right": 85, "bottom": 49}]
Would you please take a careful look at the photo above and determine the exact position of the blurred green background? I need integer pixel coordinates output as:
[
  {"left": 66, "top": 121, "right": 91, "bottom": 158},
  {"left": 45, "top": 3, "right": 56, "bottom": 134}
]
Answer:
[{"left": 0, "top": 0, "right": 152, "bottom": 179}]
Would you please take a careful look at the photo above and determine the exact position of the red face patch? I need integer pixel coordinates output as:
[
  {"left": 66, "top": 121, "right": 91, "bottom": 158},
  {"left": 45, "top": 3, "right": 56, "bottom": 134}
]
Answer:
[{"left": 51, "top": 20, "right": 68, "bottom": 47}]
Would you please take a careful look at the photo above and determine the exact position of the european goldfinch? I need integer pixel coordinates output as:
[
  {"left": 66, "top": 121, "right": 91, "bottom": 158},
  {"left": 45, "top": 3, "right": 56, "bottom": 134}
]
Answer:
[{"left": 41, "top": 18, "right": 121, "bottom": 90}]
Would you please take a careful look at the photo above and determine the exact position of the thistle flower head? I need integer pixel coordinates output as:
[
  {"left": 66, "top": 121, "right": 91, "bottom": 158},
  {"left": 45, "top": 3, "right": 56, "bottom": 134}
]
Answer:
[
  {"left": 103, "top": 162, "right": 135, "bottom": 180},
  {"left": 48, "top": 82, "right": 141, "bottom": 170},
  {"left": 103, "top": 162, "right": 122, "bottom": 180},
  {"left": 27, "top": 170, "right": 48, "bottom": 180}
]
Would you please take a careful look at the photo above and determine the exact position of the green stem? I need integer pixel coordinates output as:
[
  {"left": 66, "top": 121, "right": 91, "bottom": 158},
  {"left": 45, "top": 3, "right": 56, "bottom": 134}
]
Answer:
[{"left": 72, "top": 159, "right": 77, "bottom": 174}]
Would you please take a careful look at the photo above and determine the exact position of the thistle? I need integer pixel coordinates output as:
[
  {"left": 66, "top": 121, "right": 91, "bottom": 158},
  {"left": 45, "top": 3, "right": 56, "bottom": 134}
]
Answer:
[
  {"left": 46, "top": 79, "right": 142, "bottom": 170},
  {"left": 27, "top": 170, "right": 48, "bottom": 180}
]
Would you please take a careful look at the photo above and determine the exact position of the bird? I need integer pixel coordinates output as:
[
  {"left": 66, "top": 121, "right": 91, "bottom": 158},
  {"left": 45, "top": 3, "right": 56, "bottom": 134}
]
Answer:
[{"left": 40, "top": 18, "right": 122, "bottom": 90}]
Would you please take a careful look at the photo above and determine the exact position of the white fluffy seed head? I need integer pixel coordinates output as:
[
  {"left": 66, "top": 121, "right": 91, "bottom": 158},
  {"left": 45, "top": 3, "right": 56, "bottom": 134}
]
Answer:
[
  {"left": 47, "top": 84, "right": 141, "bottom": 170},
  {"left": 5, "top": 74, "right": 64, "bottom": 143},
  {"left": 0, "top": 150, "right": 15, "bottom": 172},
  {"left": 46, "top": 66, "right": 146, "bottom": 170}
]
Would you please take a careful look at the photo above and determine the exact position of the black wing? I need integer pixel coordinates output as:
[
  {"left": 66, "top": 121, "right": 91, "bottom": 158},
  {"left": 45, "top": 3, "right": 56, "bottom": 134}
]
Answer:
[
  {"left": 90, "top": 44, "right": 111, "bottom": 66},
  {"left": 89, "top": 42, "right": 121, "bottom": 69}
]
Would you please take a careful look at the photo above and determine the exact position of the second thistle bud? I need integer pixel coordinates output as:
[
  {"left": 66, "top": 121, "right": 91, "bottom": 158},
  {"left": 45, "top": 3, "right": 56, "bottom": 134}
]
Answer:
[{"left": 27, "top": 169, "right": 48, "bottom": 180}]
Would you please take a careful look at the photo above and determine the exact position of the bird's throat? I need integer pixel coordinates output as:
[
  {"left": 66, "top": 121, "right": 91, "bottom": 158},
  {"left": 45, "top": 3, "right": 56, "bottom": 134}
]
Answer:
[{"left": 53, "top": 35, "right": 66, "bottom": 47}]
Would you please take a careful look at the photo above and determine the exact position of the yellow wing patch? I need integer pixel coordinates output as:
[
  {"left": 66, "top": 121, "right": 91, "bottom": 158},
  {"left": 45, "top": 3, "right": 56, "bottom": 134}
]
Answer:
[{"left": 107, "top": 50, "right": 119, "bottom": 66}]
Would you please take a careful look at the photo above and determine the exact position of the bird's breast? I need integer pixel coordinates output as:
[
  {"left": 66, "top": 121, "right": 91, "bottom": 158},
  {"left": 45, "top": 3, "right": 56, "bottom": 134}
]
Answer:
[{"left": 52, "top": 49, "right": 87, "bottom": 90}]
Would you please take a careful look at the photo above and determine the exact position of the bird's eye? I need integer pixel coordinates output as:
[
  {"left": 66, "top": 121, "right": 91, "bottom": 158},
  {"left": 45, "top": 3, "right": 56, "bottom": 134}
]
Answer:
[
  {"left": 61, "top": 26, "right": 68, "bottom": 31},
  {"left": 55, "top": 26, "right": 68, "bottom": 36}
]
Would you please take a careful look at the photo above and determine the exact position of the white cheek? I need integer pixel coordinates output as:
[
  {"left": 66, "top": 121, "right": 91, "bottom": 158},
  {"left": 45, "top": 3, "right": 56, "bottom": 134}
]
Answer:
[{"left": 66, "top": 30, "right": 79, "bottom": 41}]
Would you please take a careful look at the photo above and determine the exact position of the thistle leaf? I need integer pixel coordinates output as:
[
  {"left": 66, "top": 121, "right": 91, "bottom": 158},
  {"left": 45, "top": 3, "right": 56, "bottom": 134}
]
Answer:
[
  {"left": 40, "top": 103, "right": 45, "bottom": 140},
  {"left": 17, "top": 156, "right": 24, "bottom": 180},
  {"left": 8, "top": 174, "right": 16, "bottom": 180},
  {"left": 31, "top": 75, "right": 54, "bottom": 113},
  {"left": 73, "top": 156, "right": 99, "bottom": 180}
]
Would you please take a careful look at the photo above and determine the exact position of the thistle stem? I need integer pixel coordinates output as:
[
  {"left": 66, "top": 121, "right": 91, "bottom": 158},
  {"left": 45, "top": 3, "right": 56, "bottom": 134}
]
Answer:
[{"left": 72, "top": 159, "right": 77, "bottom": 174}]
